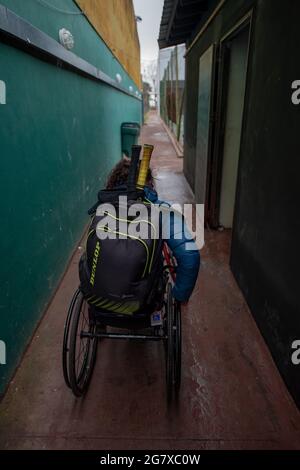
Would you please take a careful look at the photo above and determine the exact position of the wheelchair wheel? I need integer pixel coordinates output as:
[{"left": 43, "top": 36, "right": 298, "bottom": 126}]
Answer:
[
  {"left": 165, "top": 282, "right": 182, "bottom": 401},
  {"left": 62, "top": 288, "right": 80, "bottom": 388},
  {"left": 165, "top": 282, "right": 174, "bottom": 401},
  {"left": 174, "top": 300, "right": 182, "bottom": 394},
  {"left": 64, "top": 288, "right": 98, "bottom": 397}
]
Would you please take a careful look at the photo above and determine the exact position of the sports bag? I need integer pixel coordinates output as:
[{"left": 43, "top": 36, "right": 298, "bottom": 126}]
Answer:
[{"left": 79, "top": 198, "right": 163, "bottom": 315}]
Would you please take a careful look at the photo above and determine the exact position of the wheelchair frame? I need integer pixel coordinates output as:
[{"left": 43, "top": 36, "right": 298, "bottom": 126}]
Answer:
[{"left": 62, "top": 243, "right": 181, "bottom": 401}]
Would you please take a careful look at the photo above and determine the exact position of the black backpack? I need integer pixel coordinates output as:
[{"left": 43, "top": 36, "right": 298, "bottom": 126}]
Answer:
[
  {"left": 79, "top": 198, "right": 163, "bottom": 314},
  {"left": 79, "top": 146, "right": 164, "bottom": 315}
]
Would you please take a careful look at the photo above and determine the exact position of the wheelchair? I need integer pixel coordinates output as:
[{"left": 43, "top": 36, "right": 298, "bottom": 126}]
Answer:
[{"left": 62, "top": 242, "right": 181, "bottom": 401}]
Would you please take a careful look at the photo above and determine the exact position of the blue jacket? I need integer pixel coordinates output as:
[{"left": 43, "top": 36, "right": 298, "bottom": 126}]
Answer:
[{"left": 144, "top": 187, "right": 200, "bottom": 302}]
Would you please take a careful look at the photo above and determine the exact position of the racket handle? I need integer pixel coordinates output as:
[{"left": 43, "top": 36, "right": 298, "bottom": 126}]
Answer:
[
  {"left": 136, "top": 144, "right": 154, "bottom": 189},
  {"left": 127, "top": 145, "right": 141, "bottom": 190}
]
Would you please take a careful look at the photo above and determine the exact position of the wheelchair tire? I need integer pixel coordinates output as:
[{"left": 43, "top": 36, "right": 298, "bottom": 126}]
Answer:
[
  {"left": 62, "top": 288, "right": 80, "bottom": 388},
  {"left": 165, "top": 282, "right": 174, "bottom": 402},
  {"left": 174, "top": 300, "right": 182, "bottom": 394},
  {"left": 68, "top": 289, "right": 98, "bottom": 397},
  {"left": 165, "top": 282, "right": 182, "bottom": 401}
]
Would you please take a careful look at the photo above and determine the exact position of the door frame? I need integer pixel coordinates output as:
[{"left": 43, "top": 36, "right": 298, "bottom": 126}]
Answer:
[
  {"left": 206, "top": 10, "right": 253, "bottom": 228},
  {"left": 194, "top": 43, "right": 218, "bottom": 221}
]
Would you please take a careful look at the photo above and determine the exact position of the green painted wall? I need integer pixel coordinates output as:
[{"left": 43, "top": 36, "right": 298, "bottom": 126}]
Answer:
[
  {"left": 0, "top": 0, "right": 140, "bottom": 93},
  {"left": 0, "top": 1, "right": 141, "bottom": 394}
]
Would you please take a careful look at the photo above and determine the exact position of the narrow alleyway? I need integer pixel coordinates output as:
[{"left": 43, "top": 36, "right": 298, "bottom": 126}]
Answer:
[{"left": 0, "top": 112, "right": 299, "bottom": 450}]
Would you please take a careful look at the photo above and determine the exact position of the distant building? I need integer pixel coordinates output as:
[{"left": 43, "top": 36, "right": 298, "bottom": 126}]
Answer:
[
  {"left": 143, "top": 81, "right": 152, "bottom": 116},
  {"left": 159, "top": 0, "right": 300, "bottom": 406}
]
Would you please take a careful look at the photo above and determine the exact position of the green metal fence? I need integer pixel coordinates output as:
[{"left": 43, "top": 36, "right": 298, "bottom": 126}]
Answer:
[{"left": 159, "top": 44, "right": 185, "bottom": 146}]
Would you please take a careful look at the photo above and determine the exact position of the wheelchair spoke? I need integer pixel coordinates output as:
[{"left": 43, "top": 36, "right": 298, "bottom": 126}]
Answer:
[{"left": 66, "top": 290, "right": 98, "bottom": 396}]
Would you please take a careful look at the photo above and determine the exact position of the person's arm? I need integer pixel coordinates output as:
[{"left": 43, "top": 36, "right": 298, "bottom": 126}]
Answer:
[{"left": 166, "top": 211, "right": 200, "bottom": 302}]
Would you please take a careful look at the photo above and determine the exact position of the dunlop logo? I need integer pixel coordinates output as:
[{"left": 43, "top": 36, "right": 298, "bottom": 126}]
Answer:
[{"left": 90, "top": 241, "right": 100, "bottom": 286}]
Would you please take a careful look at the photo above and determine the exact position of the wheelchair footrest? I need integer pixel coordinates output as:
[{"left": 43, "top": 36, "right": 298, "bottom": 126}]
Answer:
[{"left": 81, "top": 331, "right": 167, "bottom": 341}]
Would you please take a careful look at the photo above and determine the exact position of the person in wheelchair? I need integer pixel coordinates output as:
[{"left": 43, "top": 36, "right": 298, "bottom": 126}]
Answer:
[
  {"left": 64, "top": 147, "right": 200, "bottom": 397},
  {"left": 106, "top": 157, "right": 200, "bottom": 304},
  {"left": 79, "top": 154, "right": 200, "bottom": 318}
]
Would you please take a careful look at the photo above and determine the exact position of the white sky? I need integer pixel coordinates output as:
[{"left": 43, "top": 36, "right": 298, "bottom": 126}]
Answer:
[{"left": 133, "top": 0, "right": 165, "bottom": 62}]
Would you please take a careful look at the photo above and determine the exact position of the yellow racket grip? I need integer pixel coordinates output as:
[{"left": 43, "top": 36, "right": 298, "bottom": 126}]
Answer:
[{"left": 136, "top": 144, "right": 154, "bottom": 189}]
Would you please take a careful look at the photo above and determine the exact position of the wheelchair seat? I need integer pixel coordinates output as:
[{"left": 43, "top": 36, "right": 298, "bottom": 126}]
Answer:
[
  {"left": 90, "top": 301, "right": 159, "bottom": 329},
  {"left": 87, "top": 270, "right": 166, "bottom": 329}
]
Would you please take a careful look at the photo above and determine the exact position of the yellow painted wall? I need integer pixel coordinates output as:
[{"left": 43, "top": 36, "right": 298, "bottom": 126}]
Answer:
[{"left": 75, "top": 0, "right": 141, "bottom": 87}]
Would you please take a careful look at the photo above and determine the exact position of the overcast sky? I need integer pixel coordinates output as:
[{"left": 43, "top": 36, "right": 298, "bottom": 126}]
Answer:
[{"left": 133, "top": 0, "right": 165, "bottom": 62}]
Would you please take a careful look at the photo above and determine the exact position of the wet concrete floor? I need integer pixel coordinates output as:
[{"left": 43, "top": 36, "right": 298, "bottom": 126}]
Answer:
[{"left": 0, "top": 112, "right": 299, "bottom": 450}]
